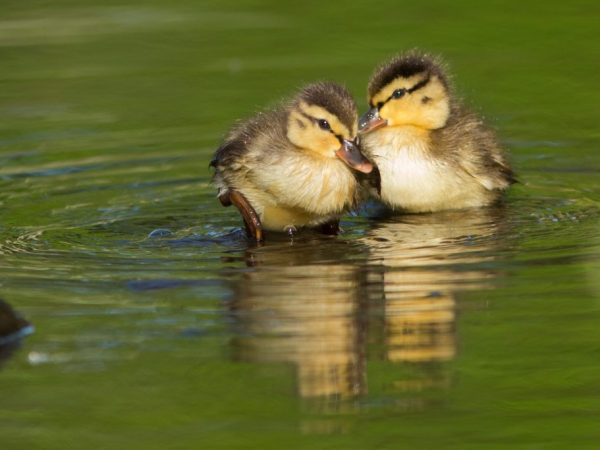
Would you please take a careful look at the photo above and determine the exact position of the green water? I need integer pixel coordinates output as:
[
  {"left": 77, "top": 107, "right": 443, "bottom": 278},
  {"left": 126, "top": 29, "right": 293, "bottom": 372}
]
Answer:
[{"left": 1, "top": 0, "right": 599, "bottom": 448}]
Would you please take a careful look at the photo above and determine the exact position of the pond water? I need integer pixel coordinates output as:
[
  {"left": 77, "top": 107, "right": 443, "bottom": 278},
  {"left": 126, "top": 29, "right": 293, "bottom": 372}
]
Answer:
[{"left": 1, "top": 1, "right": 599, "bottom": 448}]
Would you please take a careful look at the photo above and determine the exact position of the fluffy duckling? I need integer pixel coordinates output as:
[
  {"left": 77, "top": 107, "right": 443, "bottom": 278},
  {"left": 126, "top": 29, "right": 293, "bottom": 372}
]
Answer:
[
  {"left": 359, "top": 51, "right": 514, "bottom": 213},
  {"left": 210, "top": 82, "right": 373, "bottom": 241}
]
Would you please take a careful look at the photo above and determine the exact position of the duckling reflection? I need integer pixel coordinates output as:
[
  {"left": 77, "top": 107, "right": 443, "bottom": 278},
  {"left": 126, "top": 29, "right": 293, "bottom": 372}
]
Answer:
[
  {"left": 228, "top": 208, "right": 507, "bottom": 404},
  {"left": 229, "top": 239, "right": 368, "bottom": 402},
  {"left": 361, "top": 208, "right": 506, "bottom": 389}
]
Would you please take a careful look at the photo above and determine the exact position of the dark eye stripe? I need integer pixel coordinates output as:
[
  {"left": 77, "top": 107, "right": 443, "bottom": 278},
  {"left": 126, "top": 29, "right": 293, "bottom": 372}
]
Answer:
[
  {"left": 374, "top": 75, "right": 432, "bottom": 110},
  {"left": 407, "top": 76, "right": 431, "bottom": 93},
  {"left": 296, "top": 109, "right": 351, "bottom": 145}
]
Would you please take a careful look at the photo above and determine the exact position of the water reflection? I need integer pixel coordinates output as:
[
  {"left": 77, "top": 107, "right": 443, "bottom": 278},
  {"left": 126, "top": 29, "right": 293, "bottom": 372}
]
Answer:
[
  {"left": 229, "top": 240, "right": 367, "bottom": 402},
  {"left": 363, "top": 209, "right": 504, "bottom": 362},
  {"left": 228, "top": 208, "right": 508, "bottom": 406},
  {"left": 363, "top": 209, "right": 506, "bottom": 395}
]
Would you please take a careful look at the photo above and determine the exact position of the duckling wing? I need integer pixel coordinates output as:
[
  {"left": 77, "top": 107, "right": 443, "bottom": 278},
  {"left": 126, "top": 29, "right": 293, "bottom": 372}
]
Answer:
[
  {"left": 439, "top": 107, "right": 515, "bottom": 191},
  {"left": 210, "top": 137, "right": 248, "bottom": 170},
  {"left": 211, "top": 109, "right": 285, "bottom": 173},
  {"left": 211, "top": 125, "right": 298, "bottom": 209},
  {"left": 459, "top": 138, "right": 515, "bottom": 191}
]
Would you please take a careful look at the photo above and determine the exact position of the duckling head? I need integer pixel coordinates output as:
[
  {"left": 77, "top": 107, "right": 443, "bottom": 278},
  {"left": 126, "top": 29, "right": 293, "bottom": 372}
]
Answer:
[
  {"left": 359, "top": 51, "right": 451, "bottom": 134},
  {"left": 287, "top": 82, "right": 373, "bottom": 174}
]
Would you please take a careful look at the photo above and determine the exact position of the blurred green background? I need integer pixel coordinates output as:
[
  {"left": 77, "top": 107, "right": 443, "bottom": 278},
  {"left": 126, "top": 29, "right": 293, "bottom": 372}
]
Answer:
[{"left": 1, "top": 1, "right": 599, "bottom": 449}]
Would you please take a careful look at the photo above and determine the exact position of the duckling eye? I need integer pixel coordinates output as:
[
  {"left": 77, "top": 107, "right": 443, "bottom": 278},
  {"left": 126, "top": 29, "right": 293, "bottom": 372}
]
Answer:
[
  {"left": 317, "top": 119, "right": 330, "bottom": 130},
  {"left": 392, "top": 89, "right": 406, "bottom": 99}
]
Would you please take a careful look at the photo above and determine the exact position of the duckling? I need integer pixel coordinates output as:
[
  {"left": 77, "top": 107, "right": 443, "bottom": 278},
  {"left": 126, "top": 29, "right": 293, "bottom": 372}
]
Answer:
[
  {"left": 210, "top": 82, "right": 373, "bottom": 241},
  {"left": 359, "top": 50, "right": 514, "bottom": 213}
]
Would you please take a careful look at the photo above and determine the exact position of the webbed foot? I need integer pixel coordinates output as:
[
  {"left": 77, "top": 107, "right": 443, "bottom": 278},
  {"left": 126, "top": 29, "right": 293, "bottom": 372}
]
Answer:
[
  {"left": 219, "top": 190, "right": 263, "bottom": 242},
  {"left": 315, "top": 219, "right": 341, "bottom": 236}
]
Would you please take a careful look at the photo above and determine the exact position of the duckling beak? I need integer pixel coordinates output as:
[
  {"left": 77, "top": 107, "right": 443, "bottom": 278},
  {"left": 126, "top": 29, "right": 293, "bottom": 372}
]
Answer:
[
  {"left": 336, "top": 139, "right": 373, "bottom": 174},
  {"left": 358, "top": 107, "right": 387, "bottom": 134}
]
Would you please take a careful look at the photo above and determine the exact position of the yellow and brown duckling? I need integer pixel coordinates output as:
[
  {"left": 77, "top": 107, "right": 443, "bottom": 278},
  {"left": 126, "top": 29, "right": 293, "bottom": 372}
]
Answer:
[
  {"left": 210, "top": 82, "right": 373, "bottom": 241},
  {"left": 359, "top": 50, "right": 514, "bottom": 213}
]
